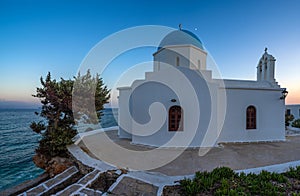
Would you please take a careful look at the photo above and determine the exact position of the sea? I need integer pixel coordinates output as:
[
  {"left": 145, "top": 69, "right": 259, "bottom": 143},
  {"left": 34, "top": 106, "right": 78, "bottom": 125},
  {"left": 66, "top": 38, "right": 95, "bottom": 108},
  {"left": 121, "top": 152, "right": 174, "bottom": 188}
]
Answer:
[{"left": 0, "top": 108, "right": 118, "bottom": 191}]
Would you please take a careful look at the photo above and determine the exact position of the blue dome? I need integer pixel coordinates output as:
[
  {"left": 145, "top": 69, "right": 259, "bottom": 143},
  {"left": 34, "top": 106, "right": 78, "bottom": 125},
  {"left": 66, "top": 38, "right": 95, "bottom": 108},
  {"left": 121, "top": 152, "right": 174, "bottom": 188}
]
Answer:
[{"left": 158, "top": 29, "right": 204, "bottom": 50}]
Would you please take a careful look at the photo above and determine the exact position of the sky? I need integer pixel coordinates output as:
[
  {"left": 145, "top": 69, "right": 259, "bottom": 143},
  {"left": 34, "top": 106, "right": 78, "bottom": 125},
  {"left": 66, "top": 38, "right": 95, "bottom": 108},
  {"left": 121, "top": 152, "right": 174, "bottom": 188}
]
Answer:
[{"left": 0, "top": 0, "right": 299, "bottom": 108}]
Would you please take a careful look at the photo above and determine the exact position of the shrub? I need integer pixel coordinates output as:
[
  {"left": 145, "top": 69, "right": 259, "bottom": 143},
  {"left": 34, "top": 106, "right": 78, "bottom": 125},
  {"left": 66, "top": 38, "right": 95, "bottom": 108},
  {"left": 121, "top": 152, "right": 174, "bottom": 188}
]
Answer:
[
  {"left": 180, "top": 178, "right": 201, "bottom": 195},
  {"left": 286, "top": 114, "right": 294, "bottom": 127},
  {"left": 180, "top": 167, "right": 292, "bottom": 195},
  {"left": 292, "top": 119, "right": 300, "bottom": 128},
  {"left": 285, "top": 166, "right": 300, "bottom": 180},
  {"left": 211, "top": 166, "right": 237, "bottom": 180}
]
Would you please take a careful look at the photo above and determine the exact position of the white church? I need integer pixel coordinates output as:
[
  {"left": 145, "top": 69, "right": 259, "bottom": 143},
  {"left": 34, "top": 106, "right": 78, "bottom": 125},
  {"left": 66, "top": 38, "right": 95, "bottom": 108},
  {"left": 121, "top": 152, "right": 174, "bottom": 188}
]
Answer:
[{"left": 117, "top": 29, "right": 287, "bottom": 147}]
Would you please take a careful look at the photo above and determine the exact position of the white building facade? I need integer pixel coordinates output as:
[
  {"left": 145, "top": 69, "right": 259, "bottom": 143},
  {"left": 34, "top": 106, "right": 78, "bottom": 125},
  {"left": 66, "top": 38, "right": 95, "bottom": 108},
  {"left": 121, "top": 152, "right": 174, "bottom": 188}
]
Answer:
[
  {"left": 286, "top": 105, "right": 300, "bottom": 120},
  {"left": 118, "top": 29, "right": 286, "bottom": 147}
]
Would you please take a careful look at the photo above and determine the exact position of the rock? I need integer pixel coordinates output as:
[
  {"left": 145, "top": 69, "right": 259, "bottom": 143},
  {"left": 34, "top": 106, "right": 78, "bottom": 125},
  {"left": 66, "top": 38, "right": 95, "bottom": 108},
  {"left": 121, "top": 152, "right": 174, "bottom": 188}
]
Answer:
[
  {"left": 162, "top": 185, "right": 184, "bottom": 196},
  {"left": 67, "top": 150, "right": 93, "bottom": 174},
  {"left": 33, "top": 153, "right": 74, "bottom": 177},
  {"left": 32, "top": 153, "right": 49, "bottom": 169},
  {"left": 89, "top": 170, "right": 123, "bottom": 192},
  {"left": 46, "top": 156, "right": 74, "bottom": 177}
]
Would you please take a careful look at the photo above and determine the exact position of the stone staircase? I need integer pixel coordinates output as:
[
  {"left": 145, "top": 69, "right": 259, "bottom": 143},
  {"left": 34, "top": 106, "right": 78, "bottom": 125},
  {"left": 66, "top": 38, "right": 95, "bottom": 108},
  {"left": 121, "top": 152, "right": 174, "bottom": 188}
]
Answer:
[
  {"left": 18, "top": 166, "right": 80, "bottom": 196},
  {"left": 55, "top": 169, "right": 102, "bottom": 196},
  {"left": 16, "top": 166, "right": 164, "bottom": 196},
  {"left": 14, "top": 144, "right": 174, "bottom": 196},
  {"left": 17, "top": 167, "right": 105, "bottom": 196}
]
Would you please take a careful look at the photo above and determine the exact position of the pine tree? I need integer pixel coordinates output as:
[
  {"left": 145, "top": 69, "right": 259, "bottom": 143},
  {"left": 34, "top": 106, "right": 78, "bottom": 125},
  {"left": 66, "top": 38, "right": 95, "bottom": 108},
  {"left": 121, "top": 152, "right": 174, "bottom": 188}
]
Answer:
[{"left": 31, "top": 71, "right": 110, "bottom": 157}]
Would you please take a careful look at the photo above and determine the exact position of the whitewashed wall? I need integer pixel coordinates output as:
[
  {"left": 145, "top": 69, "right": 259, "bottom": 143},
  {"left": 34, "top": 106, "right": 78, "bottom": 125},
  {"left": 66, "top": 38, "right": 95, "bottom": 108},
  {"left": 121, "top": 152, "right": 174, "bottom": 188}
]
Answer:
[
  {"left": 153, "top": 45, "right": 207, "bottom": 72},
  {"left": 218, "top": 86, "right": 285, "bottom": 143},
  {"left": 286, "top": 105, "right": 300, "bottom": 120},
  {"left": 118, "top": 87, "right": 133, "bottom": 139},
  {"left": 129, "top": 67, "right": 220, "bottom": 147}
]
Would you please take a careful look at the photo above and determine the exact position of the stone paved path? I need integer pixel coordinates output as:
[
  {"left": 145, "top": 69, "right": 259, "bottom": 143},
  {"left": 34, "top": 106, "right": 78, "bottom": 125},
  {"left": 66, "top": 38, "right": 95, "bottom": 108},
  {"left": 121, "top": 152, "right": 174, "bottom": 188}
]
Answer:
[
  {"left": 79, "top": 130, "right": 300, "bottom": 175},
  {"left": 17, "top": 168, "right": 105, "bottom": 196},
  {"left": 110, "top": 176, "right": 158, "bottom": 196}
]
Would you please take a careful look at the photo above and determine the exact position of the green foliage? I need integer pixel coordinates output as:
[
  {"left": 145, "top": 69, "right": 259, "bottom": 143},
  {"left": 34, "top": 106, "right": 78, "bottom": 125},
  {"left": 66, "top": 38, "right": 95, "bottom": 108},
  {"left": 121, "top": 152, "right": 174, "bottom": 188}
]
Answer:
[
  {"left": 285, "top": 166, "right": 300, "bottom": 180},
  {"left": 292, "top": 119, "right": 300, "bottom": 128},
  {"left": 211, "top": 166, "right": 237, "bottom": 180},
  {"left": 181, "top": 167, "right": 237, "bottom": 195},
  {"left": 286, "top": 114, "right": 295, "bottom": 127},
  {"left": 239, "top": 170, "right": 287, "bottom": 195},
  {"left": 30, "top": 121, "right": 46, "bottom": 134},
  {"left": 31, "top": 71, "right": 110, "bottom": 157},
  {"left": 180, "top": 167, "right": 295, "bottom": 195},
  {"left": 73, "top": 70, "right": 110, "bottom": 124},
  {"left": 180, "top": 178, "right": 201, "bottom": 195},
  {"left": 215, "top": 178, "right": 241, "bottom": 196}
]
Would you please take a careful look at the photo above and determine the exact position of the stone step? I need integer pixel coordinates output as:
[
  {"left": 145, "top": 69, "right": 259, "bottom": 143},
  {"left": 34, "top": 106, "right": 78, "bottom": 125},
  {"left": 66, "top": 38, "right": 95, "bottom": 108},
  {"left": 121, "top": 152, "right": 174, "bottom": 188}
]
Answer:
[
  {"left": 25, "top": 184, "right": 47, "bottom": 196},
  {"left": 77, "top": 169, "right": 100, "bottom": 186},
  {"left": 55, "top": 169, "right": 101, "bottom": 195},
  {"left": 78, "top": 187, "right": 102, "bottom": 196},
  {"left": 19, "top": 166, "right": 79, "bottom": 196},
  {"left": 55, "top": 184, "right": 83, "bottom": 196}
]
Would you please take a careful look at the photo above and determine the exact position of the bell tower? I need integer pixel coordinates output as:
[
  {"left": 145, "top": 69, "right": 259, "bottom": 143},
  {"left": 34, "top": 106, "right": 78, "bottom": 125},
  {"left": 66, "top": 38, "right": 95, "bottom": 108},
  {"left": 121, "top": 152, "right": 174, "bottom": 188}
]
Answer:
[{"left": 257, "top": 48, "right": 276, "bottom": 84}]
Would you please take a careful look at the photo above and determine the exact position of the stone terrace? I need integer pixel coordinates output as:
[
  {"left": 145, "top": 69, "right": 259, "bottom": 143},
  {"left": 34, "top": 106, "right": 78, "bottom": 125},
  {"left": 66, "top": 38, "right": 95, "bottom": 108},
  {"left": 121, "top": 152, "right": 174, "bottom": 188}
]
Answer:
[
  {"left": 3, "top": 128, "right": 300, "bottom": 196},
  {"left": 78, "top": 129, "right": 300, "bottom": 176}
]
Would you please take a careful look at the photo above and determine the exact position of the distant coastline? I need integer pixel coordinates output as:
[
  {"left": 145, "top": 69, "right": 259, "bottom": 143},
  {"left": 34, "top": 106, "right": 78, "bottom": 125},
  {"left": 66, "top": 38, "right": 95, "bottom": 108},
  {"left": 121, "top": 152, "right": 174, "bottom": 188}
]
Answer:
[
  {"left": 0, "top": 100, "right": 118, "bottom": 110},
  {"left": 0, "top": 101, "right": 40, "bottom": 110}
]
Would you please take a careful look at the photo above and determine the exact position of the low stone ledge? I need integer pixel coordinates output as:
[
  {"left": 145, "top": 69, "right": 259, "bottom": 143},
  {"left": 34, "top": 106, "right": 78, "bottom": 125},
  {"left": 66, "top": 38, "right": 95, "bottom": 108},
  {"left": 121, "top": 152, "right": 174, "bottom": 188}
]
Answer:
[
  {"left": 67, "top": 144, "right": 115, "bottom": 171},
  {"left": 41, "top": 166, "right": 82, "bottom": 196},
  {"left": 67, "top": 149, "right": 94, "bottom": 175},
  {"left": 44, "top": 166, "right": 78, "bottom": 189},
  {"left": 54, "top": 169, "right": 104, "bottom": 195},
  {"left": 79, "top": 187, "right": 102, "bottom": 196},
  {"left": 26, "top": 184, "right": 47, "bottom": 196},
  {"left": 55, "top": 184, "right": 82, "bottom": 196},
  {"left": 235, "top": 160, "right": 300, "bottom": 174},
  {"left": 77, "top": 169, "right": 100, "bottom": 185}
]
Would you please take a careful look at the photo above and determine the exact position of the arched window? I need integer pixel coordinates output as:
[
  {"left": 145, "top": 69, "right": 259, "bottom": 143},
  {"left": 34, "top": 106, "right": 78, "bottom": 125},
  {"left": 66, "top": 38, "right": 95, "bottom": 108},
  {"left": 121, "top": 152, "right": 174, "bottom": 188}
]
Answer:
[
  {"left": 246, "top": 106, "right": 256, "bottom": 129},
  {"left": 259, "top": 61, "right": 262, "bottom": 72},
  {"left": 176, "top": 56, "right": 180, "bottom": 66},
  {"left": 198, "top": 60, "right": 201, "bottom": 69},
  {"left": 169, "top": 106, "right": 183, "bottom": 131}
]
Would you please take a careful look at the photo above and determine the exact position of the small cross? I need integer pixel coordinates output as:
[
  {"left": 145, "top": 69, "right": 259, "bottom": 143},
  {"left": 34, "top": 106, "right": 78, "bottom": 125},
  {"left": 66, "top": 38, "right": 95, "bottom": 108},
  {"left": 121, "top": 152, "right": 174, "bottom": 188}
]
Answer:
[{"left": 264, "top": 47, "right": 268, "bottom": 52}]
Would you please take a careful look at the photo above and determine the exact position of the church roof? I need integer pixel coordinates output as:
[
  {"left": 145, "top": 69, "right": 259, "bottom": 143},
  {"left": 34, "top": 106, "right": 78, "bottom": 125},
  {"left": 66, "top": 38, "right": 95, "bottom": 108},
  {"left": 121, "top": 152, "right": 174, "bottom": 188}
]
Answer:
[
  {"left": 222, "top": 79, "right": 280, "bottom": 90},
  {"left": 158, "top": 29, "right": 204, "bottom": 50}
]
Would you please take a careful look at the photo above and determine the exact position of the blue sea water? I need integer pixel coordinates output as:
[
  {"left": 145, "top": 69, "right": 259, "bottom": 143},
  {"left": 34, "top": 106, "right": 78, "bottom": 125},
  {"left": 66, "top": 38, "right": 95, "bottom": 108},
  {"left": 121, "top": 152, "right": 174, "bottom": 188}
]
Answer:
[{"left": 0, "top": 108, "right": 118, "bottom": 191}]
